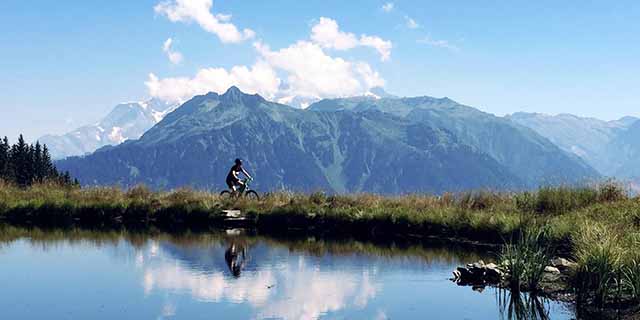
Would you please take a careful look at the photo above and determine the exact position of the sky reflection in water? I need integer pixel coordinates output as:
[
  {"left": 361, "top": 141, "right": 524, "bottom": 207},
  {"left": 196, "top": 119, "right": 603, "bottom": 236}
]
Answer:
[{"left": 0, "top": 232, "right": 574, "bottom": 319}]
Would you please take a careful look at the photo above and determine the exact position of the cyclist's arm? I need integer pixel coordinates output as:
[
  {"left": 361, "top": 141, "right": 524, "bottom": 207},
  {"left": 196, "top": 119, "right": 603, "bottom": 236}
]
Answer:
[{"left": 241, "top": 167, "right": 252, "bottom": 179}]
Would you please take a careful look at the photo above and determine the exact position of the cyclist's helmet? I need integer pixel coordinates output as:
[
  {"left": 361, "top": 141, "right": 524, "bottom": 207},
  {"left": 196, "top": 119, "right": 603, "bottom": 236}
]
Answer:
[{"left": 234, "top": 158, "right": 243, "bottom": 165}]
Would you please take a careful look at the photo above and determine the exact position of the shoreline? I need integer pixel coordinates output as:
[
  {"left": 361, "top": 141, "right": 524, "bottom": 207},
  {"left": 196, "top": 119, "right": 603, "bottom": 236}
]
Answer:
[{"left": 1, "top": 182, "right": 639, "bottom": 317}]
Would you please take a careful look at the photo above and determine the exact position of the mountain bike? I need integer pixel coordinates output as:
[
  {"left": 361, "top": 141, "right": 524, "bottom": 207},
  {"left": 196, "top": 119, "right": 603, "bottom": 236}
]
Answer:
[{"left": 220, "top": 177, "right": 260, "bottom": 200}]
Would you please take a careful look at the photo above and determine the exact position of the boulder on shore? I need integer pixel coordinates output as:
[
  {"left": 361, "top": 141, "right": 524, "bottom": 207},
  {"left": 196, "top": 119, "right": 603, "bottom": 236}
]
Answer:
[{"left": 452, "top": 260, "right": 504, "bottom": 286}]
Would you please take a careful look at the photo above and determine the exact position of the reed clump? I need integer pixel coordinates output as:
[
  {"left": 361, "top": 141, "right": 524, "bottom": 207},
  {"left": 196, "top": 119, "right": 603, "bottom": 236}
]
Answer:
[{"left": 500, "top": 228, "right": 551, "bottom": 292}]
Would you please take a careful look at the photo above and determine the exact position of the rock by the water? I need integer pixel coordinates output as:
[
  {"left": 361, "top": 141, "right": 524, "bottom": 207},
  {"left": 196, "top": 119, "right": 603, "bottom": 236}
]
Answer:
[
  {"left": 484, "top": 263, "right": 504, "bottom": 282},
  {"left": 453, "top": 260, "right": 504, "bottom": 286},
  {"left": 544, "top": 266, "right": 561, "bottom": 274},
  {"left": 550, "top": 257, "right": 577, "bottom": 270}
]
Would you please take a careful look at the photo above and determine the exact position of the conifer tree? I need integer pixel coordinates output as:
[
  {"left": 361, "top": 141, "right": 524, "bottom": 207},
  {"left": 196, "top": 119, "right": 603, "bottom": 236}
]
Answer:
[
  {"left": 10, "top": 135, "right": 30, "bottom": 186},
  {"left": 33, "top": 142, "right": 44, "bottom": 182},
  {"left": 1, "top": 134, "right": 79, "bottom": 187},
  {"left": 41, "top": 145, "right": 54, "bottom": 177},
  {"left": 0, "top": 136, "right": 9, "bottom": 179}
]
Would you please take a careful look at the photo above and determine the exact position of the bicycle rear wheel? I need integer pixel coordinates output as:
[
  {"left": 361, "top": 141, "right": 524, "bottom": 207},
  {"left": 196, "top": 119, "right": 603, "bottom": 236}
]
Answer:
[
  {"left": 245, "top": 190, "right": 260, "bottom": 201},
  {"left": 220, "top": 190, "right": 233, "bottom": 199}
]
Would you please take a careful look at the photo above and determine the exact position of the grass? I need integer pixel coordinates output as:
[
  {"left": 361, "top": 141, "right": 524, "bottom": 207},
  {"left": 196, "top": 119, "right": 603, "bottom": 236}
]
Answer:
[
  {"left": 500, "top": 228, "right": 551, "bottom": 292},
  {"left": 1, "top": 179, "right": 640, "bottom": 310}
]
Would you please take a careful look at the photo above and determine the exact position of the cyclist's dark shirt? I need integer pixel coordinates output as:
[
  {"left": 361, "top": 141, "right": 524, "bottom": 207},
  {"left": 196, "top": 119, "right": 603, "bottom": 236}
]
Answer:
[{"left": 226, "top": 164, "right": 242, "bottom": 183}]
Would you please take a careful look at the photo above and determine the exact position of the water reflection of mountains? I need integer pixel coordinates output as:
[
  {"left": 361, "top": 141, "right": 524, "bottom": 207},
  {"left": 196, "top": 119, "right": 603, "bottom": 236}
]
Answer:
[{"left": 157, "top": 238, "right": 487, "bottom": 276}]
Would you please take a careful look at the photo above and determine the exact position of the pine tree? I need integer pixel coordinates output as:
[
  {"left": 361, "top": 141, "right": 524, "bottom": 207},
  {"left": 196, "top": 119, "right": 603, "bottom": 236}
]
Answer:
[
  {"left": 0, "top": 136, "right": 9, "bottom": 180},
  {"left": 61, "top": 171, "right": 72, "bottom": 185},
  {"left": 33, "top": 142, "right": 44, "bottom": 182},
  {"left": 2, "top": 135, "right": 79, "bottom": 188},
  {"left": 10, "top": 134, "right": 30, "bottom": 186},
  {"left": 41, "top": 145, "right": 55, "bottom": 177},
  {"left": 27, "top": 143, "right": 36, "bottom": 184}
]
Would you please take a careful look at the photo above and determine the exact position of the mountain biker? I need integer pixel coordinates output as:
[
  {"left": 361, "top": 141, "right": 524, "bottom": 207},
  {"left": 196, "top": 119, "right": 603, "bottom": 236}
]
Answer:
[{"left": 226, "top": 158, "right": 252, "bottom": 192}]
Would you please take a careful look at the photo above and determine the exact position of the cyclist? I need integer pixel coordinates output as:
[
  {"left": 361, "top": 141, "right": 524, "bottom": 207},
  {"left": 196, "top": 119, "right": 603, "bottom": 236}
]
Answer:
[{"left": 226, "top": 158, "right": 252, "bottom": 193}]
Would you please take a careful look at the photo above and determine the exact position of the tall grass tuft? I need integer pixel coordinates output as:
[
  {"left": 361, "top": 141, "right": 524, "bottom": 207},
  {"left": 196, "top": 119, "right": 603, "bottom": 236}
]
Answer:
[
  {"left": 573, "top": 224, "right": 623, "bottom": 307},
  {"left": 623, "top": 259, "right": 640, "bottom": 303},
  {"left": 500, "top": 227, "right": 551, "bottom": 292}
]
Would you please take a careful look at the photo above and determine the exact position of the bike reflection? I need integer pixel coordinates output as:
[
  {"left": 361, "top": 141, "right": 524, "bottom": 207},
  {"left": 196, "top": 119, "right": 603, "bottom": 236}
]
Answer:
[{"left": 225, "top": 243, "right": 248, "bottom": 278}]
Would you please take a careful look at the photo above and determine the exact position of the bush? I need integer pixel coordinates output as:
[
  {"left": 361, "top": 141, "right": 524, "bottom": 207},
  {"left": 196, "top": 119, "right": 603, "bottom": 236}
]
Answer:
[{"left": 597, "top": 180, "right": 628, "bottom": 203}]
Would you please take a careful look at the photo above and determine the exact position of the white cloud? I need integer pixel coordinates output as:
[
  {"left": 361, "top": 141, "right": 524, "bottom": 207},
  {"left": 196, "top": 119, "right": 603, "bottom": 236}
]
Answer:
[
  {"left": 310, "top": 17, "right": 392, "bottom": 61},
  {"left": 256, "top": 41, "right": 384, "bottom": 101},
  {"left": 154, "top": 0, "right": 254, "bottom": 43},
  {"left": 382, "top": 2, "right": 394, "bottom": 12},
  {"left": 405, "top": 16, "right": 420, "bottom": 29},
  {"left": 310, "top": 17, "right": 359, "bottom": 50},
  {"left": 147, "top": 17, "right": 386, "bottom": 106},
  {"left": 138, "top": 242, "right": 379, "bottom": 320},
  {"left": 162, "top": 38, "right": 184, "bottom": 64},
  {"left": 359, "top": 35, "right": 392, "bottom": 61},
  {"left": 417, "top": 36, "right": 460, "bottom": 52},
  {"left": 145, "top": 61, "right": 281, "bottom": 103},
  {"left": 259, "top": 268, "right": 378, "bottom": 320}
]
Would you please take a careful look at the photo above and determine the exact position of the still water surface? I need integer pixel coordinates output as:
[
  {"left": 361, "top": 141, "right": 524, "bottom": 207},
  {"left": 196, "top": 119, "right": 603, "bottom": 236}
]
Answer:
[{"left": 0, "top": 230, "right": 574, "bottom": 319}]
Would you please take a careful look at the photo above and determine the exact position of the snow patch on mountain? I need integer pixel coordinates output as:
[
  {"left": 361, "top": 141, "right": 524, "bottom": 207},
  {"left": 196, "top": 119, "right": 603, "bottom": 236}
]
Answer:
[{"left": 39, "top": 98, "right": 178, "bottom": 159}]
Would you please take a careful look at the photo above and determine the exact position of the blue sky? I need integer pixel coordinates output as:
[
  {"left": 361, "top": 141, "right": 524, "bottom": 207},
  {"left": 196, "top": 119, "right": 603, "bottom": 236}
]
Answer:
[{"left": 1, "top": 0, "right": 639, "bottom": 140}]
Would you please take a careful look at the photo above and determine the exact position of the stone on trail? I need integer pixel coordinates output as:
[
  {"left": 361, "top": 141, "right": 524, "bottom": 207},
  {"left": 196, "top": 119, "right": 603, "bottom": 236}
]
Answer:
[{"left": 222, "top": 210, "right": 243, "bottom": 218}]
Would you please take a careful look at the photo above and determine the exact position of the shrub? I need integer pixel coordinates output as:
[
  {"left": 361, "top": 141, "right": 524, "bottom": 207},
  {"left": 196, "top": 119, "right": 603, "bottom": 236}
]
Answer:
[
  {"left": 597, "top": 180, "right": 628, "bottom": 203},
  {"left": 457, "top": 190, "right": 504, "bottom": 211},
  {"left": 125, "top": 185, "right": 153, "bottom": 201}
]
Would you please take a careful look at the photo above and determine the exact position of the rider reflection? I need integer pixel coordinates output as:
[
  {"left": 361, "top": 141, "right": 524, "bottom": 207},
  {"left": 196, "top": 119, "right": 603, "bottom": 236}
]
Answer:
[{"left": 225, "top": 243, "right": 247, "bottom": 278}]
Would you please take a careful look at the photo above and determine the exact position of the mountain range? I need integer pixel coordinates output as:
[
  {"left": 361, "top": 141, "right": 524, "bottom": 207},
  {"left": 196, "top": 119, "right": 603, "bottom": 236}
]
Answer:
[
  {"left": 508, "top": 113, "right": 640, "bottom": 178},
  {"left": 57, "top": 87, "right": 599, "bottom": 194},
  {"left": 39, "top": 99, "right": 177, "bottom": 159}
]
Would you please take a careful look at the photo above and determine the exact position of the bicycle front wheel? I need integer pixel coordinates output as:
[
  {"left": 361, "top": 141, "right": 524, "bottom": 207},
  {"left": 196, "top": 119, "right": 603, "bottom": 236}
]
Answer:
[{"left": 245, "top": 190, "right": 260, "bottom": 201}]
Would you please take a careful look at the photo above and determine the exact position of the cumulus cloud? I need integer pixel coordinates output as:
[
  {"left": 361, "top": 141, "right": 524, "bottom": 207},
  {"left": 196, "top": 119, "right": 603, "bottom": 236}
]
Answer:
[
  {"left": 139, "top": 243, "right": 379, "bottom": 320},
  {"left": 310, "top": 17, "right": 358, "bottom": 50},
  {"left": 147, "top": 17, "right": 386, "bottom": 106},
  {"left": 145, "top": 61, "right": 281, "bottom": 103},
  {"left": 162, "top": 38, "right": 184, "bottom": 64},
  {"left": 154, "top": 0, "right": 254, "bottom": 43},
  {"left": 382, "top": 2, "right": 394, "bottom": 12},
  {"left": 310, "top": 17, "right": 392, "bottom": 61},
  {"left": 359, "top": 35, "right": 392, "bottom": 61},
  {"left": 417, "top": 36, "right": 460, "bottom": 52},
  {"left": 255, "top": 41, "right": 384, "bottom": 101},
  {"left": 405, "top": 16, "right": 420, "bottom": 29}
]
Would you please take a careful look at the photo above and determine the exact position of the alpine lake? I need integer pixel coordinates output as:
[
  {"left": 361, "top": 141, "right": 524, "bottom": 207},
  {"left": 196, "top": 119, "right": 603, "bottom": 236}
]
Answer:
[{"left": 0, "top": 227, "right": 575, "bottom": 320}]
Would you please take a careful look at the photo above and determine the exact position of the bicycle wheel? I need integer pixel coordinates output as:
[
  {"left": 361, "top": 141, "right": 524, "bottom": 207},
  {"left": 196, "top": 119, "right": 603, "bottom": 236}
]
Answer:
[
  {"left": 220, "top": 190, "right": 233, "bottom": 199},
  {"left": 245, "top": 190, "right": 260, "bottom": 201}
]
